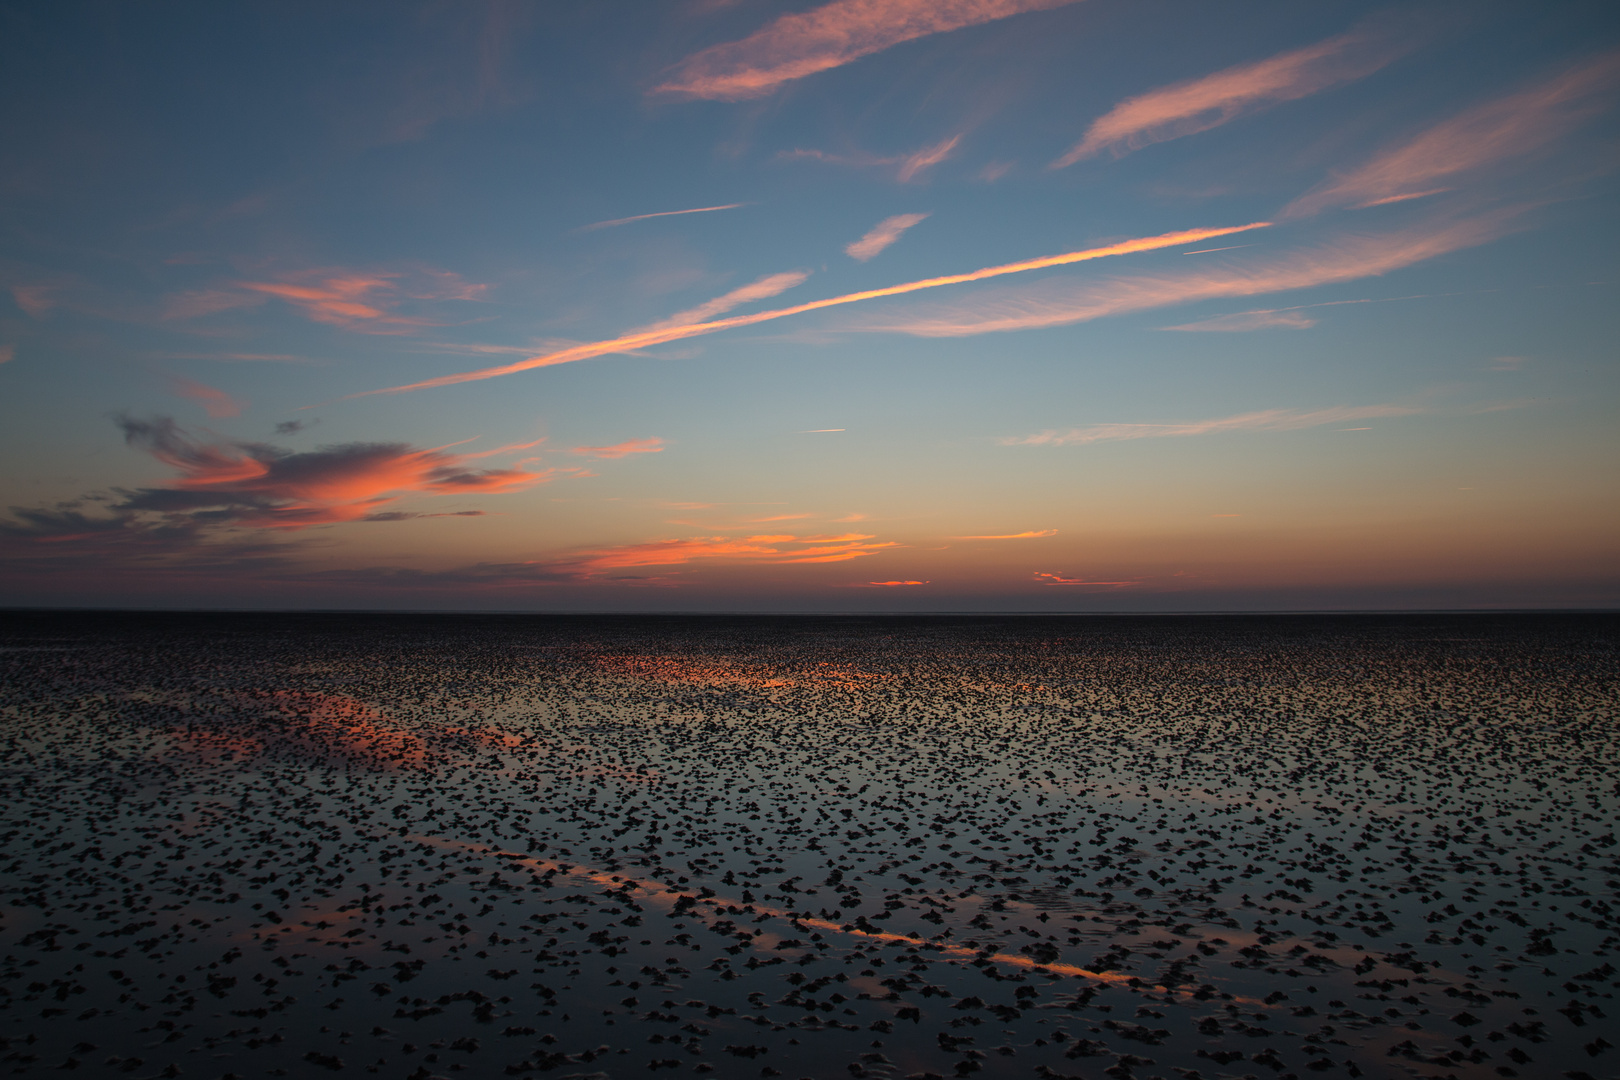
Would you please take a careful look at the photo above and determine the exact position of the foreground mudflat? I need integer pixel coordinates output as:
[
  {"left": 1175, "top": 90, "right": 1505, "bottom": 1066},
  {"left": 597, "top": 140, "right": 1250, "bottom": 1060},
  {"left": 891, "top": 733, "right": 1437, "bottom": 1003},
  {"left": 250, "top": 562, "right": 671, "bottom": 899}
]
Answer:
[{"left": 1, "top": 612, "right": 1615, "bottom": 1080}]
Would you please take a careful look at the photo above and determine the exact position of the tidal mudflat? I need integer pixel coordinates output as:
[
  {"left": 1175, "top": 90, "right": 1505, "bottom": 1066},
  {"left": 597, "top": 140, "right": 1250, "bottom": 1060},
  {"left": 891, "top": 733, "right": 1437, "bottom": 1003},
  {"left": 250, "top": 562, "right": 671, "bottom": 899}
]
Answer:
[{"left": 1, "top": 612, "right": 1615, "bottom": 1080}]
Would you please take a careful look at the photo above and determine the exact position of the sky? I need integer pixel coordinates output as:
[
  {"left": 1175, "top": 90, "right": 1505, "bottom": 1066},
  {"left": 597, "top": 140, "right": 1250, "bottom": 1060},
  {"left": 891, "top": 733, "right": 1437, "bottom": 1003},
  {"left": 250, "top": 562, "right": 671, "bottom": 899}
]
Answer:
[{"left": 1, "top": 0, "right": 1616, "bottom": 612}]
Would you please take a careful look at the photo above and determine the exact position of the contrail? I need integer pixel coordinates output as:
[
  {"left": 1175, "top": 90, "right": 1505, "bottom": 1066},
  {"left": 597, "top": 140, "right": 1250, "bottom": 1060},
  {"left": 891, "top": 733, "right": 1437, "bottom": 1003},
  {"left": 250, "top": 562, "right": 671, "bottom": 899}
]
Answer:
[
  {"left": 577, "top": 203, "right": 748, "bottom": 231},
  {"left": 353, "top": 222, "right": 1271, "bottom": 398}
]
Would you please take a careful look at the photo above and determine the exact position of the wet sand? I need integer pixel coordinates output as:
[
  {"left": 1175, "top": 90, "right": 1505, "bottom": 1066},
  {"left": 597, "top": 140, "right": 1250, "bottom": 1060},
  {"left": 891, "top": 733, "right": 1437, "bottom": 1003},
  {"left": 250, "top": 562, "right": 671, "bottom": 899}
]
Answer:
[{"left": 1, "top": 612, "right": 1615, "bottom": 1080}]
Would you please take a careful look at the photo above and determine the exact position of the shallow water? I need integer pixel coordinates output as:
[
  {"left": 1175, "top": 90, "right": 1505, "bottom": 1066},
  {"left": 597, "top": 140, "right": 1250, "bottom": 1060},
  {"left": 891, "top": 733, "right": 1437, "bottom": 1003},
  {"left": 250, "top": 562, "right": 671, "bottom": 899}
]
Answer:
[{"left": 1, "top": 612, "right": 1616, "bottom": 1080}]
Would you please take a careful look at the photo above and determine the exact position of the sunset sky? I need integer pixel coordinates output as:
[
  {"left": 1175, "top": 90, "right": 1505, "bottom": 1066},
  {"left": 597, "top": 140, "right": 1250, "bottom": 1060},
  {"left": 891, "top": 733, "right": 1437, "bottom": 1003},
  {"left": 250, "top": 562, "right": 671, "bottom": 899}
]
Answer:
[{"left": 2, "top": 0, "right": 1616, "bottom": 611}]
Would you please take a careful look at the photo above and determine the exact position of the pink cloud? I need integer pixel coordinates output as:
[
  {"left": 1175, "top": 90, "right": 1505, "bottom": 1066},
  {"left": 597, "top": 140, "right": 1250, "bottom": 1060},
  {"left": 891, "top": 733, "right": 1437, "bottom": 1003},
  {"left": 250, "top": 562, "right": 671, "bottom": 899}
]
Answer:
[
  {"left": 1003, "top": 404, "right": 1423, "bottom": 446},
  {"left": 569, "top": 437, "right": 665, "bottom": 459},
  {"left": 238, "top": 266, "right": 488, "bottom": 334},
  {"left": 1053, "top": 24, "right": 1411, "bottom": 167},
  {"left": 171, "top": 377, "right": 244, "bottom": 418},
  {"left": 1284, "top": 50, "right": 1620, "bottom": 217},
  {"left": 653, "top": 0, "right": 1082, "bottom": 101},
  {"left": 846, "top": 213, "right": 931, "bottom": 261}
]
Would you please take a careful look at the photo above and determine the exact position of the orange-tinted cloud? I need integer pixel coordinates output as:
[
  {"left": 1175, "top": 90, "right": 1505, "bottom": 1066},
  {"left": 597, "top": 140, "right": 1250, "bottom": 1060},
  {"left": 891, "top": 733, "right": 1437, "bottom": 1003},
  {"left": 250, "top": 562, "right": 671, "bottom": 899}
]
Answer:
[
  {"left": 635, "top": 271, "right": 810, "bottom": 332},
  {"left": 578, "top": 202, "right": 747, "bottom": 231},
  {"left": 952, "top": 529, "right": 1058, "bottom": 539},
  {"left": 1034, "top": 572, "right": 1137, "bottom": 586},
  {"left": 356, "top": 222, "right": 1270, "bottom": 396},
  {"left": 846, "top": 213, "right": 930, "bottom": 261},
  {"left": 863, "top": 579, "right": 929, "bottom": 586},
  {"left": 171, "top": 376, "right": 244, "bottom": 418},
  {"left": 1003, "top": 404, "right": 1422, "bottom": 446},
  {"left": 0, "top": 344, "right": 13, "bottom": 364},
  {"left": 653, "top": 0, "right": 1082, "bottom": 101},
  {"left": 11, "top": 284, "right": 56, "bottom": 317},
  {"left": 1053, "top": 25, "right": 1410, "bottom": 167},
  {"left": 569, "top": 437, "right": 665, "bottom": 459},
  {"left": 896, "top": 135, "right": 960, "bottom": 181},
  {"left": 855, "top": 212, "right": 1510, "bottom": 337},
  {"left": 1284, "top": 49, "right": 1620, "bottom": 217},
  {"left": 114, "top": 416, "right": 557, "bottom": 529},
  {"left": 546, "top": 532, "right": 898, "bottom": 576},
  {"left": 239, "top": 267, "right": 487, "bottom": 334}
]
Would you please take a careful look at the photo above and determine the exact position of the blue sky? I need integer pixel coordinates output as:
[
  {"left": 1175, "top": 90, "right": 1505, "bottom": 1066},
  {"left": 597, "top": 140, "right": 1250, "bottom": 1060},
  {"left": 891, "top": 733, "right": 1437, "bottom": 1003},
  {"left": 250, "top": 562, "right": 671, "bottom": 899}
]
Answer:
[{"left": 1, "top": 0, "right": 1616, "bottom": 610}]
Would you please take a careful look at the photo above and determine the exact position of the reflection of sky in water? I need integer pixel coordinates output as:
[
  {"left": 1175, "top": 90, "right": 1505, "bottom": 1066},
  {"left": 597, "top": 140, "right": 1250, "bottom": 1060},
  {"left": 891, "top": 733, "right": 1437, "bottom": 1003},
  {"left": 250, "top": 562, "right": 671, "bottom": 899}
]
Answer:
[{"left": 1, "top": 614, "right": 1616, "bottom": 1080}]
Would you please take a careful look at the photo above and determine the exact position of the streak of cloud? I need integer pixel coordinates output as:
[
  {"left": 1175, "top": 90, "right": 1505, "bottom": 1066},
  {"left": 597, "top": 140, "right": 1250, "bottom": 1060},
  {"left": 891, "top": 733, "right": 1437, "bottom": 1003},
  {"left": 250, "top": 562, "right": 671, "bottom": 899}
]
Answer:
[
  {"left": 863, "top": 580, "right": 929, "bottom": 586},
  {"left": 854, "top": 211, "right": 1512, "bottom": 337},
  {"left": 1284, "top": 49, "right": 1620, "bottom": 217},
  {"left": 1053, "top": 24, "right": 1412, "bottom": 167},
  {"left": 1162, "top": 310, "right": 1317, "bottom": 331},
  {"left": 171, "top": 376, "right": 244, "bottom": 418},
  {"left": 576, "top": 202, "right": 747, "bottom": 231},
  {"left": 652, "top": 0, "right": 1083, "bottom": 101},
  {"left": 952, "top": 529, "right": 1057, "bottom": 539},
  {"left": 846, "top": 213, "right": 931, "bottom": 261},
  {"left": 634, "top": 271, "right": 810, "bottom": 332},
  {"left": 544, "top": 532, "right": 899, "bottom": 576},
  {"left": 1003, "top": 404, "right": 1422, "bottom": 446},
  {"left": 238, "top": 267, "right": 487, "bottom": 334},
  {"left": 354, "top": 221, "right": 1270, "bottom": 396},
  {"left": 896, "top": 135, "right": 960, "bottom": 181},
  {"left": 1034, "top": 572, "right": 1136, "bottom": 586},
  {"left": 569, "top": 437, "right": 665, "bottom": 459}
]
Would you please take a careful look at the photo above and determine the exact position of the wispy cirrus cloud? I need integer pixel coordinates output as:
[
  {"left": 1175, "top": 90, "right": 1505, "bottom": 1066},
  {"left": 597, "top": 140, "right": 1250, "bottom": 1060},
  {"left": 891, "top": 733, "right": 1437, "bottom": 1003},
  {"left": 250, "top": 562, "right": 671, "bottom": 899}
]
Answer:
[
  {"left": 1003, "top": 404, "right": 1422, "bottom": 446},
  {"left": 1162, "top": 309, "right": 1317, "bottom": 331},
  {"left": 846, "top": 213, "right": 931, "bottom": 261},
  {"left": 171, "top": 377, "right": 244, "bottom": 418},
  {"left": 1284, "top": 49, "right": 1620, "bottom": 217},
  {"left": 355, "top": 222, "right": 1269, "bottom": 396},
  {"left": 569, "top": 437, "right": 665, "bottom": 460},
  {"left": 653, "top": 0, "right": 1082, "bottom": 101},
  {"left": 863, "top": 580, "right": 929, "bottom": 586},
  {"left": 634, "top": 271, "right": 810, "bottom": 333},
  {"left": 779, "top": 134, "right": 960, "bottom": 182},
  {"left": 238, "top": 267, "right": 488, "bottom": 334},
  {"left": 852, "top": 211, "right": 1513, "bottom": 338},
  {"left": 952, "top": 529, "right": 1057, "bottom": 539},
  {"left": 1052, "top": 23, "right": 1412, "bottom": 167},
  {"left": 577, "top": 203, "right": 747, "bottom": 232}
]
